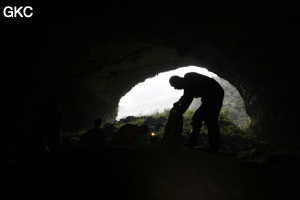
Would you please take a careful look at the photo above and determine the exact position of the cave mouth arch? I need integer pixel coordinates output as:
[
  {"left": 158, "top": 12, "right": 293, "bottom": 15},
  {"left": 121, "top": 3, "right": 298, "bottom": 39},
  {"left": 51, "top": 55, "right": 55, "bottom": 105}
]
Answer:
[
  {"left": 29, "top": 31, "right": 297, "bottom": 147},
  {"left": 117, "top": 66, "right": 250, "bottom": 128}
]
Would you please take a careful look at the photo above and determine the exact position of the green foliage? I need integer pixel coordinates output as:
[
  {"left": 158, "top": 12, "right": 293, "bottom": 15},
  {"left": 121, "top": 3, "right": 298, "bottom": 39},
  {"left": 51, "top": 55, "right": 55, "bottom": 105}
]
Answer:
[
  {"left": 181, "top": 110, "right": 193, "bottom": 132},
  {"left": 192, "top": 112, "right": 262, "bottom": 151},
  {"left": 155, "top": 127, "right": 165, "bottom": 138},
  {"left": 59, "top": 107, "right": 273, "bottom": 153},
  {"left": 60, "top": 129, "right": 86, "bottom": 147},
  {"left": 150, "top": 108, "right": 171, "bottom": 118},
  {"left": 60, "top": 95, "right": 266, "bottom": 153},
  {"left": 114, "top": 118, "right": 146, "bottom": 129},
  {"left": 215, "top": 76, "right": 250, "bottom": 128},
  {"left": 59, "top": 74, "right": 258, "bottom": 152},
  {"left": 146, "top": 108, "right": 265, "bottom": 152},
  {"left": 182, "top": 109, "right": 194, "bottom": 120}
]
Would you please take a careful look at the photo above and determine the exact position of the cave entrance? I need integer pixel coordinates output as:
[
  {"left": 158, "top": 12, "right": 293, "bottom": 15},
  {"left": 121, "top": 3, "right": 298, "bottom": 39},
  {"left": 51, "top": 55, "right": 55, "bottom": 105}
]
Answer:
[{"left": 117, "top": 66, "right": 250, "bottom": 128}]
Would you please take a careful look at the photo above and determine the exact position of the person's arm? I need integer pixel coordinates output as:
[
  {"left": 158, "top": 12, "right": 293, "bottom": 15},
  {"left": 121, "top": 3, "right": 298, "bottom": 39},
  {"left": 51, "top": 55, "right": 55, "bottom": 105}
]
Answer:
[{"left": 174, "top": 92, "right": 193, "bottom": 114}]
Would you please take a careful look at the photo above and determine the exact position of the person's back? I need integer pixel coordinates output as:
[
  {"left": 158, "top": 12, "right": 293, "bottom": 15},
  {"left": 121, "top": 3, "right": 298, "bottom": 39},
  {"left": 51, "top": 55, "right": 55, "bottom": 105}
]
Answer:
[
  {"left": 83, "top": 118, "right": 105, "bottom": 146},
  {"left": 86, "top": 128, "right": 105, "bottom": 146},
  {"left": 182, "top": 72, "right": 223, "bottom": 99}
]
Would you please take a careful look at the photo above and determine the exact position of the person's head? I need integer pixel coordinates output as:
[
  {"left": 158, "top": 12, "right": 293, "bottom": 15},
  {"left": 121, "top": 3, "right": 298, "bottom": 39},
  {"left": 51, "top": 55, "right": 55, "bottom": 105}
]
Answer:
[
  {"left": 169, "top": 76, "right": 184, "bottom": 89},
  {"left": 137, "top": 125, "right": 149, "bottom": 135},
  {"left": 94, "top": 118, "right": 102, "bottom": 128}
]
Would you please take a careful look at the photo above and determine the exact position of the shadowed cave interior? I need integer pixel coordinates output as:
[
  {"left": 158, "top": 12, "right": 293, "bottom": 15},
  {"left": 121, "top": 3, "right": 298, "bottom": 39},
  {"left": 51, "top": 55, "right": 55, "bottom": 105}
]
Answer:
[{"left": 2, "top": 1, "right": 300, "bottom": 200}]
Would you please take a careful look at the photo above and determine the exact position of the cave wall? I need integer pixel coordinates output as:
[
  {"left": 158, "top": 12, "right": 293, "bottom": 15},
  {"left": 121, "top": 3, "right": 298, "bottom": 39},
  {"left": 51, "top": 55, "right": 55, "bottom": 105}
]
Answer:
[{"left": 3, "top": 1, "right": 299, "bottom": 146}]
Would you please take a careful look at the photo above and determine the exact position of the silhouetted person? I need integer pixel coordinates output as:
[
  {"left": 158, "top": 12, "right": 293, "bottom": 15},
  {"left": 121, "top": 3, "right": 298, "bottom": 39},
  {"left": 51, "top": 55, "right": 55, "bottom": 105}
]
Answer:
[
  {"left": 169, "top": 72, "right": 224, "bottom": 153},
  {"left": 110, "top": 124, "right": 149, "bottom": 145},
  {"left": 81, "top": 118, "right": 105, "bottom": 146},
  {"left": 40, "top": 97, "right": 63, "bottom": 156}
]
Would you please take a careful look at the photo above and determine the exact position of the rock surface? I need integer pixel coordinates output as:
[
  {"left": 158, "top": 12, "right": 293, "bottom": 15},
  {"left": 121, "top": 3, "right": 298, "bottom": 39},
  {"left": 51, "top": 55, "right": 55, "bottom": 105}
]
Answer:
[{"left": 3, "top": 145, "right": 299, "bottom": 200}]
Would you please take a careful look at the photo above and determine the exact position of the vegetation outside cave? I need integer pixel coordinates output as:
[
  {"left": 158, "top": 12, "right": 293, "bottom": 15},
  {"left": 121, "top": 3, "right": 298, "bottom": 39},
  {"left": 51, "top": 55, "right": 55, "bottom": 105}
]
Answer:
[{"left": 60, "top": 76, "right": 275, "bottom": 154}]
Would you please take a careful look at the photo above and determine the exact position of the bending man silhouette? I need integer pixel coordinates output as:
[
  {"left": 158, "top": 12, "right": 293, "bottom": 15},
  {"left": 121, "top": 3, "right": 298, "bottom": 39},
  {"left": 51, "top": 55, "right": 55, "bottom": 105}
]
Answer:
[{"left": 170, "top": 72, "right": 224, "bottom": 153}]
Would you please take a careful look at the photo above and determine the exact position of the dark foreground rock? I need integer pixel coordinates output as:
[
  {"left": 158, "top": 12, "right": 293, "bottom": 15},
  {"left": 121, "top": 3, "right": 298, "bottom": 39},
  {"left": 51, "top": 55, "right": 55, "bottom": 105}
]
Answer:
[{"left": 2, "top": 145, "right": 299, "bottom": 200}]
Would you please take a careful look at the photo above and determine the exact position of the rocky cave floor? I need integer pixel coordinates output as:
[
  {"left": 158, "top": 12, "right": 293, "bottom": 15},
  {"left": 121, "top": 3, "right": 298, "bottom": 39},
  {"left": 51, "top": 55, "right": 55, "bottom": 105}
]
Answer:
[{"left": 3, "top": 144, "right": 300, "bottom": 200}]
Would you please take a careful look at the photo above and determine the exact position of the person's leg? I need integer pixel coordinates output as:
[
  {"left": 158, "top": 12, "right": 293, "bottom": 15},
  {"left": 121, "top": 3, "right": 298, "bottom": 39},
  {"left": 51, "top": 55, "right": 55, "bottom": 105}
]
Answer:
[
  {"left": 205, "top": 120, "right": 220, "bottom": 153},
  {"left": 204, "top": 96, "right": 223, "bottom": 153},
  {"left": 186, "top": 121, "right": 202, "bottom": 148},
  {"left": 185, "top": 107, "right": 205, "bottom": 148}
]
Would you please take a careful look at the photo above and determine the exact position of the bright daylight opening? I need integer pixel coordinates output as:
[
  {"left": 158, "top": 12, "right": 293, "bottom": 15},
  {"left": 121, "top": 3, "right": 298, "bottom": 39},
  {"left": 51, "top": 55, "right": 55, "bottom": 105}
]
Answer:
[{"left": 117, "top": 66, "right": 250, "bottom": 128}]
